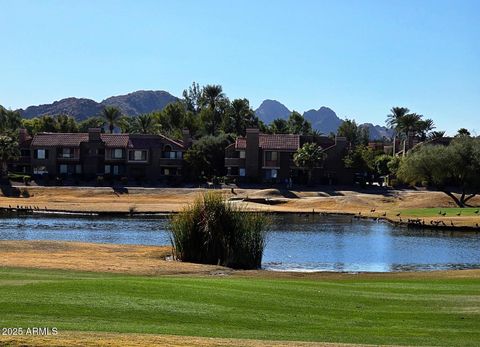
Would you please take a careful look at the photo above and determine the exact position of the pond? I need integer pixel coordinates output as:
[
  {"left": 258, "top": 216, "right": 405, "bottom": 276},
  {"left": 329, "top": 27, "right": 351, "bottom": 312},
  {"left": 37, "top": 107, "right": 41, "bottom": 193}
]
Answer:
[{"left": 1, "top": 214, "right": 479, "bottom": 272}]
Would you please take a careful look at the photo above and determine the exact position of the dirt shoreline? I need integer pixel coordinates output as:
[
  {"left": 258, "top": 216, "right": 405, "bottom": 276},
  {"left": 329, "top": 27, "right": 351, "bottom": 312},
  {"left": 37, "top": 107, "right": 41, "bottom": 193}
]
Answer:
[
  {"left": 1, "top": 240, "right": 479, "bottom": 280},
  {"left": 1, "top": 186, "right": 480, "bottom": 230}
]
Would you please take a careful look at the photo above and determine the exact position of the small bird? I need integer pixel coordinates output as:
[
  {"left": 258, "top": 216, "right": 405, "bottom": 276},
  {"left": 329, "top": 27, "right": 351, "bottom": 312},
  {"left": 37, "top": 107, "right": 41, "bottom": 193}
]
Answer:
[
  {"left": 370, "top": 209, "right": 376, "bottom": 213},
  {"left": 475, "top": 210, "right": 479, "bottom": 214},
  {"left": 451, "top": 221, "right": 455, "bottom": 227},
  {"left": 382, "top": 212, "right": 387, "bottom": 217},
  {"left": 457, "top": 212, "right": 462, "bottom": 216},
  {"left": 442, "top": 212, "right": 447, "bottom": 216},
  {"left": 358, "top": 212, "right": 362, "bottom": 216},
  {"left": 438, "top": 211, "right": 442, "bottom": 215},
  {"left": 396, "top": 212, "right": 401, "bottom": 217},
  {"left": 476, "top": 223, "right": 479, "bottom": 228}
]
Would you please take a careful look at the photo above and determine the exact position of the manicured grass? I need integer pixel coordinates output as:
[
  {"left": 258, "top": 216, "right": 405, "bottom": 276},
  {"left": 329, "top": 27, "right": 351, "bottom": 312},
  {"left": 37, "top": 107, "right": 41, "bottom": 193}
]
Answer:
[
  {"left": 0, "top": 268, "right": 479, "bottom": 346},
  {"left": 400, "top": 207, "right": 480, "bottom": 217}
]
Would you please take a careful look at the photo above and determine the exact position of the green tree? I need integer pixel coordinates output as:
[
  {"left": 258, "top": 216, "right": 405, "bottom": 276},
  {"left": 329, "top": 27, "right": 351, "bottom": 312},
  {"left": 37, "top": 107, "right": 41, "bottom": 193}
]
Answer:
[
  {"left": 344, "top": 145, "right": 376, "bottom": 174},
  {"left": 56, "top": 115, "right": 79, "bottom": 133},
  {"left": 398, "top": 137, "right": 480, "bottom": 207},
  {"left": 184, "top": 134, "right": 232, "bottom": 179},
  {"left": 78, "top": 117, "right": 104, "bottom": 132},
  {"left": 287, "top": 111, "right": 312, "bottom": 135},
  {"left": 293, "top": 142, "right": 326, "bottom": 185},
  {"left": 337, "top": 119, "right": 369, "bottom": 148},
  {"left": 102, "top": 106, "right": 122, "bottom": 133},
  {"left": 158, "top": 102, "right": 187, "bottom": 133},
  {"left": 222, "top": 98, "right": 258, "bottom": 136},
  {"left": 0, "top": 107, "right": 22, "bottom": 134},
  {"left": 132, "top": 114, "right": 156, "bottom": 134},
  {"left": 455, "top": 128, "right": 471, "bottom": 137},
  {"left": 268, "top": 118, "right": 289, "bottom": 134},
  {"left": 200, "top": 85, "right": 226, "bottom": 135},
  {"left": 0, "top": 135, "right": 20, "bottom": 177}
]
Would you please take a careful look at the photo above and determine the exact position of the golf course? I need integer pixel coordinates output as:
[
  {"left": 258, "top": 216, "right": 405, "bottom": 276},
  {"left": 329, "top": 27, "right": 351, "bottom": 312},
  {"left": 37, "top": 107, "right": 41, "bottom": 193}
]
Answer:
[{"left": 0, "top": 266, "right": 479, "bottom": 346}]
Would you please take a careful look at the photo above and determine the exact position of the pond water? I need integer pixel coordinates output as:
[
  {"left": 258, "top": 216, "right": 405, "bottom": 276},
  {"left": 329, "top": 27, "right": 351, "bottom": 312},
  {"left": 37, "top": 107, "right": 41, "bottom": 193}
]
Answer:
[{"left": 1, "top": 214, "right": 479, "bottom": 272}]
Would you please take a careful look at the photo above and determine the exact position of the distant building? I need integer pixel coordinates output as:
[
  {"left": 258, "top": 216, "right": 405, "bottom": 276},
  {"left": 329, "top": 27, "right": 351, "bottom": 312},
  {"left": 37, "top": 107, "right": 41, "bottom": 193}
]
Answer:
[
  {"left": 9, "top": 128, "right": 189, "bottom": 183},
  {"left": 225, "top": 129, "right": 352, "bottom": 185}
]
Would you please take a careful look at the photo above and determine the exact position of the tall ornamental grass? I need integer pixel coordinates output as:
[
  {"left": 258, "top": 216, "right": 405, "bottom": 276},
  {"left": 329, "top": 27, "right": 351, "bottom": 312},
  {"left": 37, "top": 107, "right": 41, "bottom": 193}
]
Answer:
[{"left": 169, "top": 192, "right": 268, "bottom": 269}]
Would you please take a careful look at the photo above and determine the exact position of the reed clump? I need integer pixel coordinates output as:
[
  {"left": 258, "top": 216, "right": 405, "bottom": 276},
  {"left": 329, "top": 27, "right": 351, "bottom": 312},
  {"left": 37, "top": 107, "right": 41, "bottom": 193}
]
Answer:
[{"left": 170, "top": 192, "right": 267, "bottom": 269}]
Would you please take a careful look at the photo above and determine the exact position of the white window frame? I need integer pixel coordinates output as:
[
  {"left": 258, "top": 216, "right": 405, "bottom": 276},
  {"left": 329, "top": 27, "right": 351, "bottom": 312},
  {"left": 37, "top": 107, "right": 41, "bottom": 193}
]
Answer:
[
  {"left": 59, "top": 164, "right": 68, "bottom": 174},
  {"left": 239, "top": 168, "right": 246, "bottom": 177},
  {"left": 37, "top": 149, "right": 46, "bottom": 159},
  {"left": 239, "top": 150, "right": 246, "bottom": 159},
  {"left": 113, "top": 149, "right": 124, "bottom": 159}
]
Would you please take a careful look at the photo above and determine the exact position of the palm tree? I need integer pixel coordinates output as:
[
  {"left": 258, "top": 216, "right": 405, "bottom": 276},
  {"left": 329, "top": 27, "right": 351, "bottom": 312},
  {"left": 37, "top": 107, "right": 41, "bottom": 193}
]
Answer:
[
  {"left": 428, "top": 131, "right": 446, "bottom": 140},
  {"left": 0, "top": 135, "right": 20, "bottom": 178},
  {"left": 293, "top": 142, "right": 326, "bottom": 185},
  {"left": 102, "top": 106, "right": 122, "bottom": 133},
  {"left": 134, "top": 114, "right": 155, "bottom": 134},
  {"left": 201, "top": 85, "right": 225, "bottom": 134},
  {"left": 386, "top": 107, "right": 410, "bottom": 129}
]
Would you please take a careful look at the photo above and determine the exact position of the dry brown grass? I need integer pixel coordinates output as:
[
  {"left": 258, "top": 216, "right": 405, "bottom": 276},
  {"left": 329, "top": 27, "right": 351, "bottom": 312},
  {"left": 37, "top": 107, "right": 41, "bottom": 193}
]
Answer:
[
  {"left": 0, "top": 331, "right": 386, "bottom": 347},
  {"left": 1, "top": 240, "right": 479, "bottom": 281},
  {"left": 0, "top": 241, "right": 225, "bottom": 276}
]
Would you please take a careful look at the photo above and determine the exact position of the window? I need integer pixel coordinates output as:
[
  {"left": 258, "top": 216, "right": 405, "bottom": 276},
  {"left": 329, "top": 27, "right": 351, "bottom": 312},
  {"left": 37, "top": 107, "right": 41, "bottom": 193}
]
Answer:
[
  {"left": 112, "top": 149, "right": 124, "bottom": 159},
  {"left": 163, "top": 168, "right": 170, "bottom": 176},
  {"left": 61, "top": 148, "right": 72, "bottom": 158},
  {"left": 129, "top": 150, "right": 148, "bottom": 161},
  {"left": 59, "top": 164, "right": 68, "bottom": 174},
  {"left": 36, "top": 149, "right": 47, "bottom": 159},
  {"left": 113, "top": 165, "right": 119, "bottom": 175},
  {"left": 265, "top": 169, "right": 278, "bottom": 179},
  {"left": 33, "top": 166, "right": 48, "bottom": 175},
  {"left": 104, "top": 165, "right": 111, "bottom": 174},
  {"left": 239, "top": 168, "right": 246, "bottom": 177},
  {"left": 265, "top": 151, "right": 278, "bottom": 161},
  {"left": 239, "top": 150, "right": 246, "bottom": 159},
  {"left": 75, "top": 165, "right": 82, "bottom": 174}
]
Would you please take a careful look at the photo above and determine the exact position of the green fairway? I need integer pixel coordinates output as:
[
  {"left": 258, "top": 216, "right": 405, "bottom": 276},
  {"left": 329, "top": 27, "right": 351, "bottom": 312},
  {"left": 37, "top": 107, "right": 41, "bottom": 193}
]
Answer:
[
  {"left": 400, "top": 207, "right": 480, "bottom": 217},
  {"left": 0, "top": 268, "right": 479, "bottom": 346}
]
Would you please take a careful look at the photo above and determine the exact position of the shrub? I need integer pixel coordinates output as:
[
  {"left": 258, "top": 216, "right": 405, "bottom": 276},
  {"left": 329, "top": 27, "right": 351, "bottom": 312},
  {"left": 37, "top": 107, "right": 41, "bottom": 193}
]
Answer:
[{"left": 170, "top": 192, "right": 268, "bottom": 269}]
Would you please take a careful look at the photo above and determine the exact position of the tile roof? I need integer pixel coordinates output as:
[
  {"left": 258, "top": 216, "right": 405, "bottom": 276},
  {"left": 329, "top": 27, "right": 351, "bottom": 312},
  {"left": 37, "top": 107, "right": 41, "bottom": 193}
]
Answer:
[
  {"left": 31, "top": 133, "right": 89, "bottom": 147},
  {"left": 236, "top": 134, "right": 300, "bottom": 150},
  {"left": 100, "top": 134, "right": 129, "bottom": 148},
  {"left": 30, "top": 132, "right": 181, "bottom": 149}
]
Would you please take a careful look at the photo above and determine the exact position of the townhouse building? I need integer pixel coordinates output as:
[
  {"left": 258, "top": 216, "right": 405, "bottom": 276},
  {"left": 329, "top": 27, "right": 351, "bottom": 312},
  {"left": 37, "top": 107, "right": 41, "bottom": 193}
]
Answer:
[
  {"left": 225, "top": 128, "right": 352, "bottom": 185},
  {"left": 10, "top": 128, "right": 188, "bottom": 182}
]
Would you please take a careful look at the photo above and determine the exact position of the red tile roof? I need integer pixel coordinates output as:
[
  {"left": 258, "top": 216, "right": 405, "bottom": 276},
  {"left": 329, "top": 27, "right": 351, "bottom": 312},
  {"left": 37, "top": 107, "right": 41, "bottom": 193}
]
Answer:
[
  {"left": 31, "top": 133, "right": 89, "bottom": 147},
  {"left": 236, "top": 134, "right": 300, "bottom": 150},
  {"left": 100, "top": 134, "right": 129, "bottom": 148}
]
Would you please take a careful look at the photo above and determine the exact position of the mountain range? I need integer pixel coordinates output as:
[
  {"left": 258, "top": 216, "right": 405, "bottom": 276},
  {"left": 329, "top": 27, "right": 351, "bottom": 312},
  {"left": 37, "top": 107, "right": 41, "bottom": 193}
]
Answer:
[
  {"left": 14, "top": 90, "right": 392, "bottom": 140},
  {"left": 19, "top": 90, "right": 178, "bottom": 120},
  {"left": 254, "top": 100, "right": 393, "bottom": 140}
]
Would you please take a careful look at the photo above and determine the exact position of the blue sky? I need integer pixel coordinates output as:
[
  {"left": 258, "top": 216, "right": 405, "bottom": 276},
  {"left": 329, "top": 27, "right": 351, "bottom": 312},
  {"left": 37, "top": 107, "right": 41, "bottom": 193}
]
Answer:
[{"left": 1, "top": 0, "right": 478, "bottom": 135}]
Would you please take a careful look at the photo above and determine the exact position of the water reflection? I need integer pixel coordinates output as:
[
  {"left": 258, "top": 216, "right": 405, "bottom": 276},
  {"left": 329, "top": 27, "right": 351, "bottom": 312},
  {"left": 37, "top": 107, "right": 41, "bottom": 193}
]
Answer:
[{"left": 0, "top": 214, "right": 479, "bottom": 272}]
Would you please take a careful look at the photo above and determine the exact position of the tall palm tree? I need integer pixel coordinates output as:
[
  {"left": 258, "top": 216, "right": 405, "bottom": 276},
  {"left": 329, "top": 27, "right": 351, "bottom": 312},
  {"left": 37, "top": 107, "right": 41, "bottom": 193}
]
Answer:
[
  {"left": 202, "top": 85, "right": 225, "bottom": 134},
  {"left": 0, "top": 135, "right": 20, "bottom": 178},
  {"left": 386, "top": 107, "right": 410, "bottom": 129},
  {"left": 102, "top": 106, "right": 122, "bottom": 133},
  {"left": 134, "top": 114, "right": 155, "bottom": 134}
]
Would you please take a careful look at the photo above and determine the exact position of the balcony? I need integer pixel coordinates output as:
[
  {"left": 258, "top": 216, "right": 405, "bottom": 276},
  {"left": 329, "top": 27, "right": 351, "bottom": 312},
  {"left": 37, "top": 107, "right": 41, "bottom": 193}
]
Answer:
[
  {"left": 159, "top": 158, "right": 183, "bottom": 167},
  {"left": 225, "top": 158, "right": 245, "bottom": 167}
]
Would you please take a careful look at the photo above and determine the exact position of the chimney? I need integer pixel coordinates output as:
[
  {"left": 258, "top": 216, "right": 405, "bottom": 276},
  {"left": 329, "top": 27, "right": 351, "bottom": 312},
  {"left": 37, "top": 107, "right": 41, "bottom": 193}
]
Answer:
[
  {"left": 335, "top": 136, "right": 347, "bottom": 151},
  {"left": 245, "top": 128, "right": 260, "bottom": 178},
  {"left": 88, "top": 128, "right": 101, "bottom": 142},
  {"left": 18, "top": 128, "right": 29, "bottom": 144},
  {"left": 182, "top": 129, "right": 192, "bottom": 148}
]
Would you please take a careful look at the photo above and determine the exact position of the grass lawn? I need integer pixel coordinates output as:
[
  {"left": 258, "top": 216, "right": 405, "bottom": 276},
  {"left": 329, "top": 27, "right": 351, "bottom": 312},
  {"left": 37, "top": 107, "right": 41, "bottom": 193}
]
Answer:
[
  {"left": 399, "top": 207, "right": 480, "bottom": 217},
  {"left": 0, "top": 269, "right": 479, "bottom": 346}
]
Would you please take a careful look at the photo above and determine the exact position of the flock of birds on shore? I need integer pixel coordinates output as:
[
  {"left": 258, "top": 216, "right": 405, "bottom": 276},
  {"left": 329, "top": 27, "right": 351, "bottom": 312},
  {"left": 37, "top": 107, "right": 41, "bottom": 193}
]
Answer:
[{"left": 353, "top": 209, "right": 480, "bottom": 228}]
